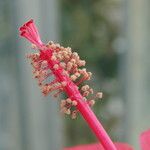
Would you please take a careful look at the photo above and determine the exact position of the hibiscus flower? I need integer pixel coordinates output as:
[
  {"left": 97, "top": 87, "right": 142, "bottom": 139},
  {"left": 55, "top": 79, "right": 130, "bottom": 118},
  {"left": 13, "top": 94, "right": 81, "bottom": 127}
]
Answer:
[{"left": 64, "top": 129, "right": 150, "bottom": 150}]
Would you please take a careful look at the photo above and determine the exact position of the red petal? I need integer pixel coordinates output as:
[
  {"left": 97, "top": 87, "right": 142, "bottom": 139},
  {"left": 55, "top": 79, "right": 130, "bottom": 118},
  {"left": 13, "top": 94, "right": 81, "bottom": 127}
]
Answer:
[
  {"left": 64, "top": 142, "right": 133, "bottom": 150},
  {"left": 115, "top": 143, "right": 134, "bottom": 150},
  {"left": 140, "top": 129, "right": 150, "bottom": 150},
  {"left": 64, "top": 143, "right": 104, "bottom": 150}
]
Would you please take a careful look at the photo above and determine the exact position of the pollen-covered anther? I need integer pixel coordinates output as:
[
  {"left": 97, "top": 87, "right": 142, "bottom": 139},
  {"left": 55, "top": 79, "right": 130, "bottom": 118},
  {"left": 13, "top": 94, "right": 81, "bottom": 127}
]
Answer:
[
  {"left": 34, "top": 70, "right": 47, "bottom": 78},
  {"left": 40, "top": 81, "right": 63, "bottom": 96},
  {"left": 61, "top": 51, "right": 68, "bottom": 57},
  {"left": 89, "top": 100, "right": 95, "bottom": 106},
  {"left": 59, "top": 62, "right": 66, "bottom": 69},
  {"left": 61, "top": 70, "right": 68, "bottom": 77},
  {"left": 71, "top": 110, "right": 78, "bottom": 119},
  {"left": 72, "top": 100, "right": 78, "bottom": 106},
  {"left": 61, "top": 81, "right": 67, "bottom": 87},
  {"left": 65, "top": 109, "right": 71, "bottom": 115},
  {"left": 66, "top": 62, "right": 73, "bottom": 71},
  {"left": 31, "top": 62, "right": 41, "bottom": 69},
  {"left": 60, "top": 99, "right": 72, "bottom": 115},
  {"left": 47, "top": 42, "right": 57, "bottom": 49},
  {"left": 33, "top": 70, "right": 41, "bottom": 78},
  {"left": 96, "top": 92, "right": 103, "bottom": 99},
  {"left": 70, "top": 59, "right": 76, "bottom": 64},
  {"left": 66, "top": 98, "right": 72, "bottom": 104},
  {"left": 78, "top": 60, "right": 86, "bottom": 67},
  {"left": 60, "top": 100, "right": 66, "bottom": 108},
  {"left": 75, "top": 69, "right": 91, "bottom": 85},
  {"left": 81, "top": 85, "right": 90, "bottom": 91},
  {"left": 83, "top": 72, "right": 92, "bottom": 80},
  {"left": 38, "top": 79, "right": 44, "bottom": 86},
  {"left": 83, "top": 91, "right": 90, "bottom": 97},
  {"left": 89, "top": 88, "right": 94, "bottom": 94},
  {"left": 72, "top": 52, "right": 79, "bottom": 60},
  {"left": 41, "top": 85, "right": 51, "bottom": 96},
  {"left": 53, "top": 64, "right": 59, "bottom": 70},
  {"left": 54, "top": 43, "right": 60, "bottom": 48},
  {"left": 70, "top": 71, "right": 80, "bottom": 81},
  {"left": 41, "top": 60, "right": 48, "bottom": 67},
  {"left": 60, "top": 107, "right": 68, "bottom": 114},
  {"left": 70, "top": 75, "right": 77, "bottom": 81},
  {"left": 26, "top": 53, "right": 40, "bottom": 60},
  {"left": 37, "top": 72, "right": 53, "bottom": 85},
  {"left": 51, "top": 55, "right": 57, "bottom": 61},
  {"left": 74, "top": 72, "right": 80, "bottom": 77},
  {"left": 83, "top": 97, "right": 87, "bottom": 101},
  {"left": 47, "top": 41, "right": 54, "bottom": 45},
  {"left": 41, "top": 70, "right": 47, "bottom": 75},
  {"left": 57, "top": 54, "right": 63, "bottom": 60},
  {"left": 66, "top": 47, "right": 72, "bottom": 53},
  {"left": 59, "top": 46, "right": 64, "bottom": 51},
  {"left": 79, "top": 68, "right": 86, "bottom": 74},
  {"left": 63, "top": 53, "right": 70, "bottom": 61},
  {"left": 31, "top": 44, "right": 37, "bottom": 49},
  {"left": 87, "top": 72, "right": 92, "bottom": 80},
  {"left": 79, "top": 71, "right": 92, "bottom": 81},
  {"left": 53, "top": 90, "right": 62, "bottom": 97}
]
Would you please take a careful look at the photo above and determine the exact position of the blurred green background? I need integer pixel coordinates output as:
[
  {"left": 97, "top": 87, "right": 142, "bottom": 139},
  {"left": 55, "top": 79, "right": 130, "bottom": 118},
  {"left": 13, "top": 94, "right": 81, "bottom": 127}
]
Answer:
[{"left": 0, "top": 0, "right": 150, "bottom": 150}]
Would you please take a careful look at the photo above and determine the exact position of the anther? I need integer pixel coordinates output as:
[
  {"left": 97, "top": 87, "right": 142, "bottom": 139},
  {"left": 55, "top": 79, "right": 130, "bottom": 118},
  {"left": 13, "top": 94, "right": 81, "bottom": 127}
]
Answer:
[
  {"left": 53, "top": 64, "right": 59, "bottom": 70},
  {"left": 61, "top": 81, "right": 67, "bottom": 87},
  {"left": 96, "top": 92, "right": 103, "bottom": 99},
  {"left": 72, "top": 100, "right": 78, "bottom": 106},
  {"left": 71, "top": 110, "right": 78, "bottom": 119},
  {"left": 89, "top": 100, "right": 95, "bottom": 106},
  {"left": 66, "top": 98, "right": 72, "bottom": 104}
]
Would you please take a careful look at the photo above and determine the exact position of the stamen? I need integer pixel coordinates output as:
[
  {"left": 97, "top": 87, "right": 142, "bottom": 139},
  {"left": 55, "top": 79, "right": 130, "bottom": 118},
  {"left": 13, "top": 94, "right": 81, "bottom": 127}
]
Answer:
[
  {"left": 22, "top": 23, "right": 103, "bottom": 119},
  {"left": 89, "top": 100, "right": 95, "bottom": 106},
  {"left": 71, "top": 110, "right": 78, "bottom": 119},
  {"left": 72, "top": 100, "right": 78, "bottom": 106},
  {"left": 53, "top": 64, "right": 59, "bottom": 70},
  {"left": 96, "top": 92, "right": 103, "bottom": 99}
]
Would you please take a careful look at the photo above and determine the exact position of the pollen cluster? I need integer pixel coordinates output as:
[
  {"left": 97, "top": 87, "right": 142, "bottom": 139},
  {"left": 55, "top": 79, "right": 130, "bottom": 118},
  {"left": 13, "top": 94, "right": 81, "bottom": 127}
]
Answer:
[{"left": 26, "top": 41, "right": 103, "bottom": 119}]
